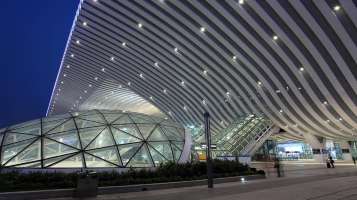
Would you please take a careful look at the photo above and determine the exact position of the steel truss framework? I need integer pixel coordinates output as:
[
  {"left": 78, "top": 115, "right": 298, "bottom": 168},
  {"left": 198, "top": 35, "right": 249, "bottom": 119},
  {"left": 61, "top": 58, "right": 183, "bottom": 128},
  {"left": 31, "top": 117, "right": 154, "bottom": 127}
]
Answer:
[{"left": 0, "top": 110, "right": 185, "bottom": 168}]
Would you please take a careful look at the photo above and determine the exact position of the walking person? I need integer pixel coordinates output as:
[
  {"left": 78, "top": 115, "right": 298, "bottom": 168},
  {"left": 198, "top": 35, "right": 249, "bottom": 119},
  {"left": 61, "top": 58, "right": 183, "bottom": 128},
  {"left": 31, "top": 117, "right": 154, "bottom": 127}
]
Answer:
[
  {"left": 353, "top": 156, "right": 356, "bottom": 166},
  {"left": 329, "top": 155, "right": 335, "bottom": 168}
]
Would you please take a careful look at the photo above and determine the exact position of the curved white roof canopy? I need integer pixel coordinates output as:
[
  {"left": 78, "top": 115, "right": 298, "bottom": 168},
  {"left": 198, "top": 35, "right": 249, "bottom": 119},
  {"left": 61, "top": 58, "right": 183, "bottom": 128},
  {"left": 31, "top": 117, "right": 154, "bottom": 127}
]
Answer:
[{"left": 48, "top": 0, "right": 357, "bottom": 140}]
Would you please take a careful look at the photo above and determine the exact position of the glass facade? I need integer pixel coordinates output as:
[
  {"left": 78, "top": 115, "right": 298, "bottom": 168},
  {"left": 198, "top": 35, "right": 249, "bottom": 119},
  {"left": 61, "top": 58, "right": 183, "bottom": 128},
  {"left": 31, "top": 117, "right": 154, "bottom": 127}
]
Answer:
[{"left": 0, "top": 110, "right": 185, "bottom": 168}]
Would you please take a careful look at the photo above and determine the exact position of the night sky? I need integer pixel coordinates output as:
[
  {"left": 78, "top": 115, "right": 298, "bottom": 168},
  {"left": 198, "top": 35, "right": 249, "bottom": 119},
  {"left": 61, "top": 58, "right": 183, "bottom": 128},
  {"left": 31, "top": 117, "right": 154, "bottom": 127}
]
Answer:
[{"left": 0, "top": 1, "right": 79, "bottom": 128}]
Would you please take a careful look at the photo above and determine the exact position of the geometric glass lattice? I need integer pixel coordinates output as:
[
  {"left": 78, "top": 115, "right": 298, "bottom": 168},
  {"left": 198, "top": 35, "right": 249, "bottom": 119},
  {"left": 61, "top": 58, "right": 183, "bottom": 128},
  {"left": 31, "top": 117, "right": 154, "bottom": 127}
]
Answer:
[{"left": 0, "top": 110, "right": 185, "bottom": 168}]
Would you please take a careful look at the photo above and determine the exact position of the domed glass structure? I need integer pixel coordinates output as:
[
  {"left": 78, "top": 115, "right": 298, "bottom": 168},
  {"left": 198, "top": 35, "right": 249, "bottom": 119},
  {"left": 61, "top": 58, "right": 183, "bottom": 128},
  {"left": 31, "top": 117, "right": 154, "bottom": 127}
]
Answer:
[{"left": 0, "top": 110, "right": 185, "bottom": 168}]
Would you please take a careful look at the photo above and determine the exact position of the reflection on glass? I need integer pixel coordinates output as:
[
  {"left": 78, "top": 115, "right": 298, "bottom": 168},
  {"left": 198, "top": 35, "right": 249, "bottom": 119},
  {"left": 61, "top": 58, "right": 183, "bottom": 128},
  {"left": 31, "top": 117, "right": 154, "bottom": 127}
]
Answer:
[{"left": 0, "top": 110, "right": 185, "bottom": 168}]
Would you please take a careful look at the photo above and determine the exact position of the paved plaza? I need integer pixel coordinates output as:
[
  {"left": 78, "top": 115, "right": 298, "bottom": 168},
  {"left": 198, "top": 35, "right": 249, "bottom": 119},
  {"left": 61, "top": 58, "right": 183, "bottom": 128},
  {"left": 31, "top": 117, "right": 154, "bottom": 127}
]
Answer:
[{"left": 50, "top": 163, "right": 357, "bottom": 200}]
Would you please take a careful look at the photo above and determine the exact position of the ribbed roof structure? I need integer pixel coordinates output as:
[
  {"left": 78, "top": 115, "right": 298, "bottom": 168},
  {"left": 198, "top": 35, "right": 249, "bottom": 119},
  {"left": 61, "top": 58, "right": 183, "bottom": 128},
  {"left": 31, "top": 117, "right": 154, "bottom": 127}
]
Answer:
[{"left": 48, "top": 0, "right": 357, "bottom": 140}]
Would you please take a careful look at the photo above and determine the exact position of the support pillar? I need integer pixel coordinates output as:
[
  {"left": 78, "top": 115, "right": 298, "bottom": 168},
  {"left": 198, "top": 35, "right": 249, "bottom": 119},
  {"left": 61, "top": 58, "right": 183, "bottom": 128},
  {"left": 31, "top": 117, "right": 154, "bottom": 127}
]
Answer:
[
  {"left": 204, "top": 112, "right": 213, "bottom": 188},
  {"left": 303, "top": 132, "right": 325, "bottom": 163}
]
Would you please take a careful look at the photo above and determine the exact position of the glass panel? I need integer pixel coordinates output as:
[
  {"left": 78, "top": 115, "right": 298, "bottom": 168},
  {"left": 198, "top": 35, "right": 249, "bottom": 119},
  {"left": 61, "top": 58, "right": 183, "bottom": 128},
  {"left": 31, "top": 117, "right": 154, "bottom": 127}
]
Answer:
[
  {"left": 77, "top": 114, "right": 106, "bottom": 124},
  {"left": 160, "top": 119, "right": 181, "bottom": 128},
  {"left": 161, "top": 126, "right": 183, "bottom": 141},
  {"left": 75, "top": 118, "right": 104, "bottom": 129},
  {"left": 103, "top": 113, "right": 122, "bottom": 124},
  {"left": 118, "top": 143, "right": 142, "bottom": 166},
  {"left": 112, "top": 124, "right": 143, "bottom": 139},
  {"left": 10, "top": 122, "right": 41, "bottom": 135},
  {"left": 46, "top": 130, "right": 80, "bottom": 149},
  {"left": 127, "top": 144, "right": 153, "bottom": 168},
  {"left": 14, "top": 161, "right": 41, "bottom": 168},
  {"left": 43, "top": 138, "right": 79, "bottom": 159},
  {"left": 78, "top": 126, "right": 106, "bottom": 148},
  {"left": 111, "top": 127, "right": 141, "bottom": 145},
  {"left": 49, "top": 153, "right": 83, "bottom": 168},
  {"left": 137, "top": 124, "right": 156, "bottom": 140},
  {"left": 44, "top": 153, "right": 76, "bottom": 167},
  {"left": 42, "top": 118, "right": 71, "bottom": 134},
  {"left": 149, "top": 116, "right": 165, "bottom": 123},
  {"left": 171, "top": 142, "right": 184, "bottom": 161},
  {"left": 85, "top": 147, "right": 120, "bottom": 167},
  {"left": 148, "top": 142, "right": 173, "bottom": 161},
  {"left": 3, "top": 132, "right": 38, "bottom": 145},
  {"left": 5, "top": 139, "right": 41, "bottom": 166},
  {"left": 86, "top": 128, "right": 115, "bottom": 150},
  {"left": 1, "top": 138, "right": 37, "bottom": 165},
  {"left": 129, "top": 114, "right": 154, "bottom": 123},
  {"left": 111, "top": 114, "right": 133, "bottom": 124},
  {"left": 85, "top": 153, "right": 117, "bottom": 168},
  {"left": 147, "top": 128, "right": 168, "bottom": 141},
  {"left": 46, "top": 119, "right": 76, "bottom": 134},
  {"left": 147, "top": 145, "right": 167, "bottom": 166},
  {"left": 9, "top": 119, "right": 40, "bottom": 130}
]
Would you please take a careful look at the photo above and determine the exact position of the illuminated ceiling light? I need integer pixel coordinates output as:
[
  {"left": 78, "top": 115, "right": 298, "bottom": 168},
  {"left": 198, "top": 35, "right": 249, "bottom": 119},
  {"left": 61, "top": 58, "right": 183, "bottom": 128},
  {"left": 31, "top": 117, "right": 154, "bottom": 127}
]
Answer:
[
  {"left": 56, "top": 93, "right": 59, "bottom": 96},
  {"left": 299, "top": 67, "right": 304, "bottom": 72},
  {"left": 333, "top": 5, "right": 340, "bottom": 11},
  {"left": 276, "top": 89, "right": 281, "bottom": 93},
  {"left": 180, "top": 80, "right": 185, "bottom": 86},
  {"left": 110, "top": 57, "right": 115, "bottom": 61},
  {"left": 93, "top": 0, "right": 98, "bottom": 2},
  {"left": 94, "top": 77, "right": 98, "bottom": 81},
  {"left": 58, "top": 88, "right": 61, "bottom": 91},
  {"left": 138, "top": 23, "right": 143, "bottom": 28},
  {"left": 232, "top": 55, "right": 237, "bottom": 62},
  {"left": 88, "top": 84, "right": 92, "bottom": 87},
  {"left": 257, "top": 81, "right": 262, "bottom": 86},
  {"left": 326, "top": 119, "right": 330, "bottom": 123},
  {"left": 338, "top": 117, "right": 343, "bottom": 121},
  {"left": 61, "top": 81, "right": 64, "bottom": 84},
  {"left": 149, "top": 96, "right": 153, "bottom": 100},
  {"left": 111, "top": 91, "right": 114, "bottom": 94},
  {"left": 127, "top": 82, "right": 131, "bottom": 86},
  {"left": 200, "top": 27, "right": 206, "bottom": 33},
  {"left": 79, "top": 96, "right": 82, "bottom": 99},
  {"left": 76, "top": 40, "right": 80, "bottom": 44},
  {"left": 273, "top": 35, "right": 278, "bottom": 40},
  {"left": 163, "top": 89, "right": 167, "bottom": 94},
  {"left": 70, "top": 54, "right": 74, "bottom": 58},
  {"left": 203, "top": 70, "right": 208, "bottom": 76},
  {"left": 122, "top": 42, "right": 126, "bottom": 47},
  {"left": 279, "top": 109, "right": 283, "bottom": 113},
  {"left": 84, "top": 90, "right": 87, "bottom": 93},
  {"left": 298, "top": 87, "right": 302, "bottom": 90},
  {"left": 226, "top": 91, "right": 230, "bottom": 96},
  {"left": 139, "top": 73, "right": 144, "bottom": 78},
  {"left": 82, "top": 21, "right": 87, "bottom": 26},
  {"left": 101, "top": 68, "right": 105, "bottom": 72},
  {"left": 63, "top": 74, "right": 67, "bottom": 77},
  {"left": 238, "top": 0, "right": 244, "bottom": 5},
  {"left": 154, "top": 62, "right": 159, "bottom": 68},
  {"left": 66, "top": 65, "right": 70, "bottom": 68},
  {"left": 323, "top": 101, "right": 328, "bottom": 105},
  {"left": 183, "top": 105, "right": 188, "bottom": 111},
  {"left": 202, "top": 99, "right": 207, "bottom": 105},
  {"left": 174, "top": 47, "right": 179, "bottom": 53}
]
